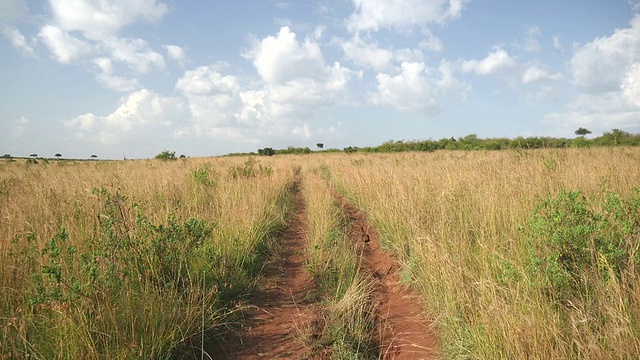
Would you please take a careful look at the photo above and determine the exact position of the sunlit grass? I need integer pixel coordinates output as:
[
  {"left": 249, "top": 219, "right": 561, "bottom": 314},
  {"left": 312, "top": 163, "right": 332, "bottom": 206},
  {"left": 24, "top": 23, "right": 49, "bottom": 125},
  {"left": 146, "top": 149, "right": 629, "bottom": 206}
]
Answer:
[
  {"left": 326, "top": 147, "right": 640, "bottom": 359},
  {"left": 0, "top": 156, "right": 296, "bottom": 358}
]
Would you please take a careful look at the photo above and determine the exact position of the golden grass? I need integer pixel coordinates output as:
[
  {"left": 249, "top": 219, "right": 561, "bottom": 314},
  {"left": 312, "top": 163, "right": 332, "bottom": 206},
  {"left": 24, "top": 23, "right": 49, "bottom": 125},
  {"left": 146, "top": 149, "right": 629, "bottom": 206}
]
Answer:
[
  {"left": 0, "top": 156, "right": 296, "bottom": 358},
  {"left": 2, "top": 147, "right": 639, "bottom": 358},
  {"left": 324, "top": 148, "right": 640, "bottom": 359}
]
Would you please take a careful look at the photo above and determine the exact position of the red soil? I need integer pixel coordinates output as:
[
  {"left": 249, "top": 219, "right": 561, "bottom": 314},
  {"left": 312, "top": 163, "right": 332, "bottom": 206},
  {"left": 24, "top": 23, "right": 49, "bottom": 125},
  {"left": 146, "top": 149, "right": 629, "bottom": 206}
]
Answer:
[
  {"left": 336, "top": 192, "right": 440, "bottom": 360},
  {"left": 216, "top": 179, "right": 316, "bottom": 359}
]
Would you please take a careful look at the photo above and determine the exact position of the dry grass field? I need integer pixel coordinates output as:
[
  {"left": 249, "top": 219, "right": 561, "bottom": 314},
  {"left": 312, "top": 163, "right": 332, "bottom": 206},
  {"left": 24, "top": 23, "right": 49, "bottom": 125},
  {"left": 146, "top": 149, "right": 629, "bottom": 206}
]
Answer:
[{"left": 1, "top": 147, "right": 639, "bottom": 358}]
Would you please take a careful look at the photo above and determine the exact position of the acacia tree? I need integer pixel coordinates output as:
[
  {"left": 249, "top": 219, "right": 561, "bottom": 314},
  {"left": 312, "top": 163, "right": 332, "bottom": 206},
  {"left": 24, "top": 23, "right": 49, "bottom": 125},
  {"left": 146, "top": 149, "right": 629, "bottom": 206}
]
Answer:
[
  {"left": 575, "top": 127, "right": 592, "bottom": 137},
  {"left": 55, "top": 153, "right": 62, "bottom": 159}
]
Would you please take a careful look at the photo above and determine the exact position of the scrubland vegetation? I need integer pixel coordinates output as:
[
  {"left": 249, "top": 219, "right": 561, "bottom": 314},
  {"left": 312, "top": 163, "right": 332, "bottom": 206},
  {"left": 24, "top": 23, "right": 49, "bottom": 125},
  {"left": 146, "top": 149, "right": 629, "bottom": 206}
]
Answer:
[
  {"left": 325, "top": 148, "right": 640, "bottom": 359},
  {"left": 0, "top": 157, "right": 295, "bottom": 358},
  {"left": 1, "top": 147, "right": 639, "bottom": 359}
]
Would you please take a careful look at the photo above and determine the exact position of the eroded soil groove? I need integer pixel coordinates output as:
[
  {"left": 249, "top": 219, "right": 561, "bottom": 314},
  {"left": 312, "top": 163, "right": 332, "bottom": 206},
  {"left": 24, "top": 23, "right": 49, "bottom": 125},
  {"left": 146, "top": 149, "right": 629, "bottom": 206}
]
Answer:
[
  {"left": 334, "top": 191, "right": 439, "bottom": 360},
  {"left": 219, "top": 177, "right": 315, "bottom": 359}
]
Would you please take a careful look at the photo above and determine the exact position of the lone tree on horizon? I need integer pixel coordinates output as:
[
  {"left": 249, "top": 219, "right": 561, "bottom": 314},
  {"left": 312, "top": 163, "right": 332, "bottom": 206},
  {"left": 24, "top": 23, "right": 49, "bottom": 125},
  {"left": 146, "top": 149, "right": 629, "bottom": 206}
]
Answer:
[
  {"left": 55, "top": 153, "right": 62, "bottom": 159},
  {"left": 316, "top": 143, "right": 324, "bottom": 149},
  {"left": 30, "top": 153, "right": 37, "bottom": 158},
  {"left": 90, "top": 154, "right": 98, "bottom": 159},
  {"left": 575, "top": 127, "right": 592, "bottom": 137}
]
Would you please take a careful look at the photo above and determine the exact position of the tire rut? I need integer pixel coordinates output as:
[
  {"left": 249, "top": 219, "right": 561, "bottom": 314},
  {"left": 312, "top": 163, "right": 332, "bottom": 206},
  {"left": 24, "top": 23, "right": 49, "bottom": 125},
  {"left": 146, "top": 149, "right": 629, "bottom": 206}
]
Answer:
[
  {"left": 333, "top": 190, "right": 440, "bottom": 360},
  {"left": 216, "top": 177, "right": 316, "bottom": 359}
]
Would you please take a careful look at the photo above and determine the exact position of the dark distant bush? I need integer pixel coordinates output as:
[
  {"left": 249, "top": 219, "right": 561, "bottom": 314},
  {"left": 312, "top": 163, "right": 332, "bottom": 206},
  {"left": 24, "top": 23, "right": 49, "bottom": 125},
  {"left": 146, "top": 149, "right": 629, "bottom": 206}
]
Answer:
[{"left": 155, "top": 150, "right": 177, "bottom": 161}]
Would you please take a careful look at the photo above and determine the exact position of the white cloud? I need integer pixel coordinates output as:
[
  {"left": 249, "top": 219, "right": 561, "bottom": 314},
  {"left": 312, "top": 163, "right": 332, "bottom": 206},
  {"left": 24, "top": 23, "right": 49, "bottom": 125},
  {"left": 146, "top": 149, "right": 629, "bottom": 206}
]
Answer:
[
  {"left": 49, "top": 0, "right": 168, "bottom": 40},
  {"left": 622, "top": 62, "right": 640, "bottom": 107},
  {"left": 370, "top": 62, "right": 440, "bottom": 113},
  {"left": 172, "top": 27, "right": 356, "bottom": 144},
  {"left": 245, "top": 26, "right": 327, "bottom": 84},
  {"left": 93, "top": 57, "right": 140, "bottom": 91},
  {"left": 0, "top": 0, "right": 29, "bottom": 21},
  {"left": 338, "top": 33, "right": 429, "bottom": 72},
  {"left": 462, "top": 47, "right": 516, "bottom": 75},
  {"left": 65, "top": 89, "right": 187, "bottom": 144},
  {"left": 522, "top": 65, "right": 562, "bottom": 84},
  {"left": 570, "top": 14, "right": 640, "bottom": 93},
  {"left": 104, "top": 37, "right": 165, "bottom": 73},
  {"left": 339, "top": 34, "right": 394, "bottom": 71},
  {"left": 544, "top": 92, "right": 640, "bottom": 134},
  {"left": 38, "top": 25, "right": 92, "bottom": 63},
  {"left": 1, "top": 25, "right": 35, "bottom": 56},
  {"left": 347, "top": 0, "right": 471, "bottom": 32},
  {"left": 11, "top": 116, "right": 28, "bottom": 137},
  {"left": 164, "top": 44, "right": 187, "bottom": 65},
  {"left": 437, "top": 60, "right": 470, "bottom": 99},
  {"left": 176, "top": 64, "right": 239, "bottom": 96},
  {"left": 242, "top": 26, "right": 355, "bottom": 118}
]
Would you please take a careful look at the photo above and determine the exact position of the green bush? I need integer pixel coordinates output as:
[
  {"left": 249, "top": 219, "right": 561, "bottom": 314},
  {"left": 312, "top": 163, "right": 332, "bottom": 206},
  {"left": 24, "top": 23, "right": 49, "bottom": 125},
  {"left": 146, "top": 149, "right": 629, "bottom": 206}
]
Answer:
[
  {"left": 155, "top": 150, "right": 177, "bottom": 161},
  {"left": 526, "top": 189, "right": 640, "bottom": 304},
  {"left": 228, "top": 157, "right": 273, "bottom": 179}
]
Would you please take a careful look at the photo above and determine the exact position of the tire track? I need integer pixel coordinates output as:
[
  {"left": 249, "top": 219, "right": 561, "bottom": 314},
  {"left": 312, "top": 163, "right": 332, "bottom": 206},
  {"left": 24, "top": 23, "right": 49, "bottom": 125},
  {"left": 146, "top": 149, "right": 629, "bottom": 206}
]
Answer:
[
  {"left": 333, "top": 190, "right": 440, "bottom": 359},
  {"left": 217, "top": 176, "right": 317, "bottom": 359}
]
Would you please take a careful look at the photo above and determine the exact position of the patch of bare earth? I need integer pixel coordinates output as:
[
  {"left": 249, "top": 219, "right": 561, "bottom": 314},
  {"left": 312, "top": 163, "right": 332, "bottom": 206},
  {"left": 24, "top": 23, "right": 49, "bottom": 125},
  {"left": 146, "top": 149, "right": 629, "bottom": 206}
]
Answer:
[
  {"left": 334, "top": 191, "right": 440, "bottom": 360},
  {"left": 216, "top": 178, "right": 316, "bottom": 359}
]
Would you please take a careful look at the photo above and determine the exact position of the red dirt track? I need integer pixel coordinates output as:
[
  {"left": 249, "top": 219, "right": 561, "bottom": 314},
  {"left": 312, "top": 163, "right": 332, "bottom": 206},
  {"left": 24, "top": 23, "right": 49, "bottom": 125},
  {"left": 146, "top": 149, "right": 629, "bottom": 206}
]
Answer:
[
  {"left": 335, "top": 191, "right": 440, "bottom": 360},
  {"left": 217, "top": 178, "right": 316, "bottom": 359}
]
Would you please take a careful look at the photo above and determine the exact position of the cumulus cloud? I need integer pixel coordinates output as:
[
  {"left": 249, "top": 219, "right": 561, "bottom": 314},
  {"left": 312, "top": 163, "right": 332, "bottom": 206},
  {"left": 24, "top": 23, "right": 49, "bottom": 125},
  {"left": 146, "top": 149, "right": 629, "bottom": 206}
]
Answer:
[
  {"left": 347, "top": 0, "right": 471, "bottom": 32},
  {"left": 103, "top": 37, "right": 165, "bottom": 73},
  {"left": 462, "top": 47, "right": 516, "bottom": 75},
  {"left": 164, "top": 45, "right": 187, "bottom": 65},
  {"left": 245, "top": 26, "right": 327, "bottom": 84},
  {"left": 544, "top": 92, "right": 640, "bottom": 134},
  {"left": 622, "top": 62, "right": 640, "bottom": 107},
  {"left": 49, "top": 0, "right": 168, "bottom": 40},
  {"left": 243, "top": 26, "right": 355, "bottom": 118},
  {"left": 38, "top": 25, "right": 92, "bottom": 63},
  {"left": 93, "top": 57, "right": 140, "bottom": 91},
  {"left": 522, "top": 64, "right": 562, "bottom": 84},
  {"left": 570, "top": 14, "right": 640, "bottom": 93},
  {"left": 33, "top": 0, "right": 170, "bottom": 91},
  {"left": 339, "top": 34, "right": 394, "bottom": 71},
  {"left": 370, "top": 62, "right": 440, "bottom": 113},
  {"left": 1, "top": 25, "right": 35, "bottom": 56},
  {"left": 171, "top": 27, "right": 356, "bottom": 143},
  {"left": 176, "top": 64, "right": 242, "bottom": 128},
  {"left": 338, "top": 34, "right": 428, "bottom": 72},
  {"left": 65, "top": 89, "right": 187, "bottom": 144},
  {"left": 546, "top": 14, "right": 640, "bottom": 133}
]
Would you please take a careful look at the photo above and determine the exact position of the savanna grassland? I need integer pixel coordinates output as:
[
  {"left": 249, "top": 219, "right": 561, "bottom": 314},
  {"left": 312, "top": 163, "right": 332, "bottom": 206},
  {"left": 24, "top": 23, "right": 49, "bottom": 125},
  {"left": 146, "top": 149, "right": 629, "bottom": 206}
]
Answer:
[{"left": 1, "top": 148, "right": 639, "bottom": 359}]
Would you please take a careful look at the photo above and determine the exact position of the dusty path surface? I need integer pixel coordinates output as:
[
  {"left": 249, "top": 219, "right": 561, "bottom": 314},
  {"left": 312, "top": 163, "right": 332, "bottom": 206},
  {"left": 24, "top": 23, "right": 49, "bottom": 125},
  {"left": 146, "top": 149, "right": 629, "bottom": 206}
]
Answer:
[
  {"left": 335, "top": 191, "right": 440, "bottom": 360},
  {"left": 217, "top": 178, "right": 316, "bottom": 359}
]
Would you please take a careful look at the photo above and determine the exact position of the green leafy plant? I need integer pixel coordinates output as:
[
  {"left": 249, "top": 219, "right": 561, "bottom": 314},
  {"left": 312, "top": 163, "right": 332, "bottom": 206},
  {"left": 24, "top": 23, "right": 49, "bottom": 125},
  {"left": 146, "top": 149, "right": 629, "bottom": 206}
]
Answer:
[
  {"left": 155, "top": 150, "right": 177, "bottom": 161},
  {"left": 526, "top": 189, "right": 640, "bottom": 304}
]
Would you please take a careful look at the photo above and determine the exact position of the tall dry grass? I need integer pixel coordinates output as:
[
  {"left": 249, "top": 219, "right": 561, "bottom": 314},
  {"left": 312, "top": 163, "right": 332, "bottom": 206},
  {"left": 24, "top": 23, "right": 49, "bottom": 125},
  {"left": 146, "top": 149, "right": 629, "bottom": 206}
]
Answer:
[
  {"left": 323, "top": 148, "right": 640, "bottom": 359},
  {"left": 300, "top": 163, "right": 377, "bottom": 358},
  {"left": 0, "top": 156, "right": 296, "bottom": 358}
]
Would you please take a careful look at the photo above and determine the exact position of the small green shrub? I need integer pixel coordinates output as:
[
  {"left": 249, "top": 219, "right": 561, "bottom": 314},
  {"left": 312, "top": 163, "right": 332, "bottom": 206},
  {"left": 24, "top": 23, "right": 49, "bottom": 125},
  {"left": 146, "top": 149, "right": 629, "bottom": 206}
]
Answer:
[
  {"left": 155, "top": 150, "right": 177, "bottom": 161},
  {"left": 228, "top": 157, "right": 272, "bottom": 179},
  {"left": 191, "top": 164, "right": 217, "bottom": 187},
  {"left": 526, "top": 189, "right": 640, "bottom": 304}
]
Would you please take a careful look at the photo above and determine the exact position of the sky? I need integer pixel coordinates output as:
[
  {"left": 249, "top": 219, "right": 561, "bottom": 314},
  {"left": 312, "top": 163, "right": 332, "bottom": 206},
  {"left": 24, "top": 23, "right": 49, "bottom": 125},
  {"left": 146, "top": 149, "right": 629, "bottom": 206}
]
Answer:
[{"left": 2, "top": 0, "right": 640, "bottom": 159}]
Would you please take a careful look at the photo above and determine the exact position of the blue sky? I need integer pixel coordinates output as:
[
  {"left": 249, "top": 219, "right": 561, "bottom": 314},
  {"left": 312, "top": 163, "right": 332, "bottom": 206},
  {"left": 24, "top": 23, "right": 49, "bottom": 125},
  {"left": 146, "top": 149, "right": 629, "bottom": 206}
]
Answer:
[{"left": 2, "top": 0, "right": 640, "bottom": 159}]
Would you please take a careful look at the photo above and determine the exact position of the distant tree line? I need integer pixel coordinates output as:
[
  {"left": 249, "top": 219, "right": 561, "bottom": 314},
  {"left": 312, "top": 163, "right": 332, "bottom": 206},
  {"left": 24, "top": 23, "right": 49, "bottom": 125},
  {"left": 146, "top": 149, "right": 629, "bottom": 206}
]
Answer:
[{"left": 351, "top": 129, "right": 640, "bottom": 153}]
